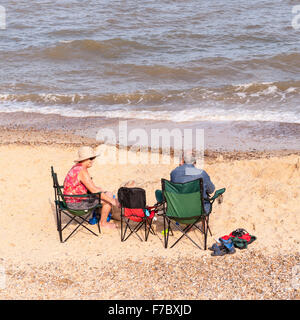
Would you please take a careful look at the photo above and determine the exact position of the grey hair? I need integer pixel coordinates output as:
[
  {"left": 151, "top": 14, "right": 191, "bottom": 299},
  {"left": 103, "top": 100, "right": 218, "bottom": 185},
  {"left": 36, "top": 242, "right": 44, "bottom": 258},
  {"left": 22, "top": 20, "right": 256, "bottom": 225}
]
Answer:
[{"left": 182, "top": 150, "right": 197, "bottom": 164}]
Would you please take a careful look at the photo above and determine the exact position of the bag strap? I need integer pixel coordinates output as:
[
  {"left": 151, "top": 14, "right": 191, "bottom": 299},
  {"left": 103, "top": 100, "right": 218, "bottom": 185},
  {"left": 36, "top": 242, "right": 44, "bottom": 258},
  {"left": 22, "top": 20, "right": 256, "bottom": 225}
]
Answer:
[{"left": 232, "top": 228, "right": 248, "bottom": 237}]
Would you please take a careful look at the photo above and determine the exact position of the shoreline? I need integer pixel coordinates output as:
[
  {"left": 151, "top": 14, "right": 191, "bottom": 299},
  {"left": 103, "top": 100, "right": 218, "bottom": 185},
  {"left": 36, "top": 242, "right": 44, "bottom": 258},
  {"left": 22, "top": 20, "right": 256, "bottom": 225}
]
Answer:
[
  {"left": 1, "top": 126, "right": 300, "bottom": 162},
  {"left": 0, "top": 111, "right": 300, "bottom": 152}
]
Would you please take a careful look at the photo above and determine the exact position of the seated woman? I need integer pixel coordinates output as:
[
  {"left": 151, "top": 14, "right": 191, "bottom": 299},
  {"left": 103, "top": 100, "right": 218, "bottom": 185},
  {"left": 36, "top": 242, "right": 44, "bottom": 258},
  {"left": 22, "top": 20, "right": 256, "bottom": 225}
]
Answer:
[{"left": 63, "top": 146, "right": 119, "bottom": 229}]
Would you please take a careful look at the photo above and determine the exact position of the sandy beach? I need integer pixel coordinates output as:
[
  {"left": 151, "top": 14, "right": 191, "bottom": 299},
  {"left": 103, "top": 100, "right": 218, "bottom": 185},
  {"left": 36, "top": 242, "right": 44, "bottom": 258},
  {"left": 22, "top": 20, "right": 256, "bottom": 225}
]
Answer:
[
  {"left": 2, "top": 0, "right": 300, "bottom": 303},
  {"left": 0, "top": 127, "right": 299, "bottom": 299}
]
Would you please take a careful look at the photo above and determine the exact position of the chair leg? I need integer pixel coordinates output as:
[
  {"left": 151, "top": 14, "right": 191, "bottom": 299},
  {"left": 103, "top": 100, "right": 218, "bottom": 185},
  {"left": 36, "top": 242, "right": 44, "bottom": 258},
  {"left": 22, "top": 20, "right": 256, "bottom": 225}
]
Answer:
[
  {"left": 96, "top": 208, "right": 101, "bottom": 234},
  {"left": 148, "top": 221, "right": 156, "bottom": 235},
  {"left": 163, "top": 217, "right": 171, "bottom": 248},
  {"left": 60, "top": 211, "right": 99, "bottom": 243},
  {"left": 144, "top": 218, "right": 146, "bottom": 240},
  {"left": 145, "top": 219, "right": 154, "bottom": 241},
  {"left": 121, "top": 219, "right": 127, "bottom": 241},
  {"left": 120, "top": 209, "right": 124, "bottom": 241},
  {"left": 165, "top": 219, "right": 203, "bottom": 250},
  {"left": 75, "top": 214, "right": 99, "bottom": 236},
  {"left": 128, "top": 220, "right": 144, "bottom": 241},
  {"left": 55, "top": 205, "right": 59, "bottom": 231},
  {"left": 169, "top": 223, "right": 202, "bottom": 249},
  {"left": 161, "top": 215, "right": 210, "bottom": 250},
  {"left": 97, "top": 219, "right": 101, "bottom": 234},
  {"left": 63, "top": 214, "right": 98, "bottom": 243},
  {"left": 163, "top": 216, "right": 167, "bottom": 248},
  {"left": 121, "top": 217, "right": 144, "bottom": 242},
  {"left": 121, "top": 218, "right": 129, "bottom": 241},
  {"left": 58, "top": 210, "right": 63, "bottom": 243},
  {"left": 120, "top": 208, "right": 129, "bottom": 242},
  {"left": 54, "top": 190, "right": 59, "bottom": 231},
  {"left": 203, "top": 216, "right": 209, "bottom": 250},
  {"left": 207, "top": 216, "right": 212, "bottom": 236}
]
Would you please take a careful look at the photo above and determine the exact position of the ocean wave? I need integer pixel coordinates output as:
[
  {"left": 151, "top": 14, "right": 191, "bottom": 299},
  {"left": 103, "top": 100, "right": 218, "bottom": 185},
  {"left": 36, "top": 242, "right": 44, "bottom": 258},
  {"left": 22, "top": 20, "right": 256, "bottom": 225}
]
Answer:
[
  {"left": 41, "top": 39, "right": 154, "bottom": 60},
  {"left": 236, "top": 53, "right": 300, "bottom": 71},
  {"left": 190, "top": 53, "right": 300, "bottom": 73},
  {"left": 1, "top": 100, "right": 299, "bottom": 125},
  {"left": 106, "top": 64, "right": 201, "bottom": 80},
  {"left": 0, "top": 92, "right": 168, "bottom": 105},
  {"left": 230, "top": 80, "right": 300, "bottom": 95},
  {"left": 1, "top": 81, "right": 299, "bottom": 106},
  {"left": 0, "top": 38, "right": 155, "bottom": 61},
  {"left": 1, "top": 85, "right": 299, "bottom": 124},
  {"left": 99, "top": 108, "right": 300, "bottom": 124}
]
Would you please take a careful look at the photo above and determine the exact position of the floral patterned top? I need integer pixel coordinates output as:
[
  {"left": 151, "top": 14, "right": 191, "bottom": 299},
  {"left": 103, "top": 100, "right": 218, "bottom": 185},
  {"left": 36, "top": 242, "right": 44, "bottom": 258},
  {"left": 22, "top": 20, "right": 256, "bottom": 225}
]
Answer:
[{"left": 63, "top": 163, "right": 88, "bottom": 203}]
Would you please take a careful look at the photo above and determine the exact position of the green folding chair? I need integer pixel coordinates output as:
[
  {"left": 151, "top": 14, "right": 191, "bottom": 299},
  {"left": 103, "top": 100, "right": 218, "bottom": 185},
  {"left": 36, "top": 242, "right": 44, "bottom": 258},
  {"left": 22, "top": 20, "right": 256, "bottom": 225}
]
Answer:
[
  {"left": 51, "top": 166, "right": 102, "bottom": 243},
  {"left": 161, "top": 178, "right": 225, "bottom": 250}
]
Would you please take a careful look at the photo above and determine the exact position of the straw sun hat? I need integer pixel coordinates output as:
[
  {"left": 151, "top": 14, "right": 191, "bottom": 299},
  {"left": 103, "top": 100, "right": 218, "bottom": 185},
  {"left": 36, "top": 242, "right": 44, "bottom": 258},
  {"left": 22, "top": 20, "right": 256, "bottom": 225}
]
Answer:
[{"left": 74, "top": 146, "right": 100, "bottom": 163}]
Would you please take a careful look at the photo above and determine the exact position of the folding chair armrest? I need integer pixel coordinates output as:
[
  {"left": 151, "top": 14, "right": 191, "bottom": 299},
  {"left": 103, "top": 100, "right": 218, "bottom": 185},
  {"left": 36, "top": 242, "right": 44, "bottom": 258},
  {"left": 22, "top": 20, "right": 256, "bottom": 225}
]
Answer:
[
  {"left": 209, "top": 188, "right": 226, "bottom": 202},
  {"left": 153, "top": 200, "right": 166, "bottom": 207},
  {"left": 152, "top": 200, "right": 166, "bottom": 216},
  {"left": 63, "top": 192, "right": 102, "bottom": 198},
  {"left": 89, "top": 191, "right": 102, "bottom": 197}
]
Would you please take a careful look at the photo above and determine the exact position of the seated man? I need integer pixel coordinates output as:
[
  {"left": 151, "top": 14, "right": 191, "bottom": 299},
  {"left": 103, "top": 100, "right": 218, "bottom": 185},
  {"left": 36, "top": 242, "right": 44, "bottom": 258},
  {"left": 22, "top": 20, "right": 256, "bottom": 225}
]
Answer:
[
  {"left": 63, "top": 146, "right": 119, "bottom": 229},
  {"left": 170, "top": 152, "right": 215, "bottom": 214},
  {"left": 156, "top": 151, "right": 215, "bottom": 214}
]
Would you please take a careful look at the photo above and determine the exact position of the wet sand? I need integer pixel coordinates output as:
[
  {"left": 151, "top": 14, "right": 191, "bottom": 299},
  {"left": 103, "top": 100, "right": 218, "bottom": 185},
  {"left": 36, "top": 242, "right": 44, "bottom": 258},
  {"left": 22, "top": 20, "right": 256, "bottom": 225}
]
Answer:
[{"left": 0, "top": 111, "right": 300, "bottom": 151}]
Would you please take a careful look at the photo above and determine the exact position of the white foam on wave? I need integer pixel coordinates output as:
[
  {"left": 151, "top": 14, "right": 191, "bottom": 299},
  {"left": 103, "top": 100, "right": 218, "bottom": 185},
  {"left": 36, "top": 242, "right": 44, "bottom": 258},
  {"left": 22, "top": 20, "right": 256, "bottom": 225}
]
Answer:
[
  {"left": 0, "top": 93, "right": 86, "bottom": 103},
  {"left": 234, "top": 81, "right": 274, "bottom": 91},
  {"left": 232, "top": 82, "right": 300, "bottom": 103},
  {"left": 105, "top": 107, "right": 300, "bottom": 124},
  {"left": 1, "top": 80, "right": 299, "bottom": 113},
  {"left": 0, "top": 100, "right": 90, "bottom": 117},
  {"left": 1, "top": 99, "right": 300, "bottom": 124},
  {"left": 59, "top": 40, "right": 74, "bottom": 44},
  {"left": 286, "top": 87, "right": 296, "bottom": 93}
]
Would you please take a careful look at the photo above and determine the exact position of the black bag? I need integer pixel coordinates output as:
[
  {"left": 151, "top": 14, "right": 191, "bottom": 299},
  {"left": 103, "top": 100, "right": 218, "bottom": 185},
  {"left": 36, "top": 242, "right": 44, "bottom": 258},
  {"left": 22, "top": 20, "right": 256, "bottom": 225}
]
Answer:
[{"left": 117, "top": 187, "right": 146, "bottom": 209}]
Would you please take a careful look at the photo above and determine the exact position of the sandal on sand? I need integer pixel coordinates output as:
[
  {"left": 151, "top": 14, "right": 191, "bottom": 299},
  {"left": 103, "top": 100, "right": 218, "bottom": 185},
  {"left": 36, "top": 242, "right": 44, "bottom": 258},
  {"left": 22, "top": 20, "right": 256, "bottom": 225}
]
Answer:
[
  {"left": 219, "top": 238, "right": 236, "bottom": 254},
  {"left": 226, "top": 246, "right": 236, "bottom": 254},
  {"left": 210, "top": 239, "right": 236, "bottom": 256},
  {"left": 211, "top": 245, "right": 227, "bottom": 256},
  {"left": 208, "top": 243, "right": 222, "bottom": 251}
]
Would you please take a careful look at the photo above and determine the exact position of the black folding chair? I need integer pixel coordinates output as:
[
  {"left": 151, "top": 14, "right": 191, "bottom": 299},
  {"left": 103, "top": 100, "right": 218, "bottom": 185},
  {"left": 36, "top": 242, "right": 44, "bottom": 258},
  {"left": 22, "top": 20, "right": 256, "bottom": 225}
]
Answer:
[{"left": 118, "top": 187, "right": 157, "bottom": 242}]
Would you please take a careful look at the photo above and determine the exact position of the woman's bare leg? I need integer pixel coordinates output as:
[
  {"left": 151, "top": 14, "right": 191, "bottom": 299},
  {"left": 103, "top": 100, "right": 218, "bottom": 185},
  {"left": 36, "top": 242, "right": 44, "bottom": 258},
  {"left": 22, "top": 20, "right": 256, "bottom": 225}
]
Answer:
[
  {"left": 99, "top": 200, "right": 116, "bottom": 229},
  {"left": 104, "top": 191, "right": 121, "bottom": 208}
]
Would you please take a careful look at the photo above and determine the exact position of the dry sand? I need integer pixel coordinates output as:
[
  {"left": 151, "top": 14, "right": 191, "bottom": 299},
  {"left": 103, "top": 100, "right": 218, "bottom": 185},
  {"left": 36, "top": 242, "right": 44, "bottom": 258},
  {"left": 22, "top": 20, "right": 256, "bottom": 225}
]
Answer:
[{"left": 0, "top": 128, "right": 299, "bottom": 300}]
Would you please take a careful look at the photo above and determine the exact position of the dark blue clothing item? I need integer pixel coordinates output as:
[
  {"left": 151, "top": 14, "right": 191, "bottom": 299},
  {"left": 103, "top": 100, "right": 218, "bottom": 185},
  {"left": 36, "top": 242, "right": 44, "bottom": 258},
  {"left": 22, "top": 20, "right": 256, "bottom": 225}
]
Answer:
[{"left": 170, "top": 164, "right": 215, "bottom": 214}]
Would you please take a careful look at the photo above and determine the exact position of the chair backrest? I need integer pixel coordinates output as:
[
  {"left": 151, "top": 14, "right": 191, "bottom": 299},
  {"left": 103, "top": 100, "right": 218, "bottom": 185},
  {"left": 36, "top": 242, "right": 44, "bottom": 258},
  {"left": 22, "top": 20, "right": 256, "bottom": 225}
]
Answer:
[
  {"left": 161, "top": 178, "right": 205, "bottom": 224},
  {"left": 51, "top": 166, "right": 67, "bottom": 205},
  {"left": 117, "top": 187, "right": 146, "bottom": 209},
  {"left": 51, "top": 166, "right": 58, "bottom": 200}
]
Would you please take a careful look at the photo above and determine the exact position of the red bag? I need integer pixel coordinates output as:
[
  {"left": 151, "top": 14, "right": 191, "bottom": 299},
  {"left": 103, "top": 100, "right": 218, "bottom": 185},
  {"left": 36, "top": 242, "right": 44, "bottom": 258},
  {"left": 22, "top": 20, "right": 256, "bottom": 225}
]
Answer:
[{"left": 124, "top": 207, "right": 155, "bottom": 222}]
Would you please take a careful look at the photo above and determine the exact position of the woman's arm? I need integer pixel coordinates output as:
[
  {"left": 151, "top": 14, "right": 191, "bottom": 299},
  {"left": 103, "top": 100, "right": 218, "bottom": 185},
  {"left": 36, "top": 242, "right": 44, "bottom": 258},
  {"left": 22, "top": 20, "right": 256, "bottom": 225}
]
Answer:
[
  {"left": 79, "top": 169, "right": 117, "bottom": 205},
  {"left": 79, "top": 168, "right": 102, "bottom": 193}
]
